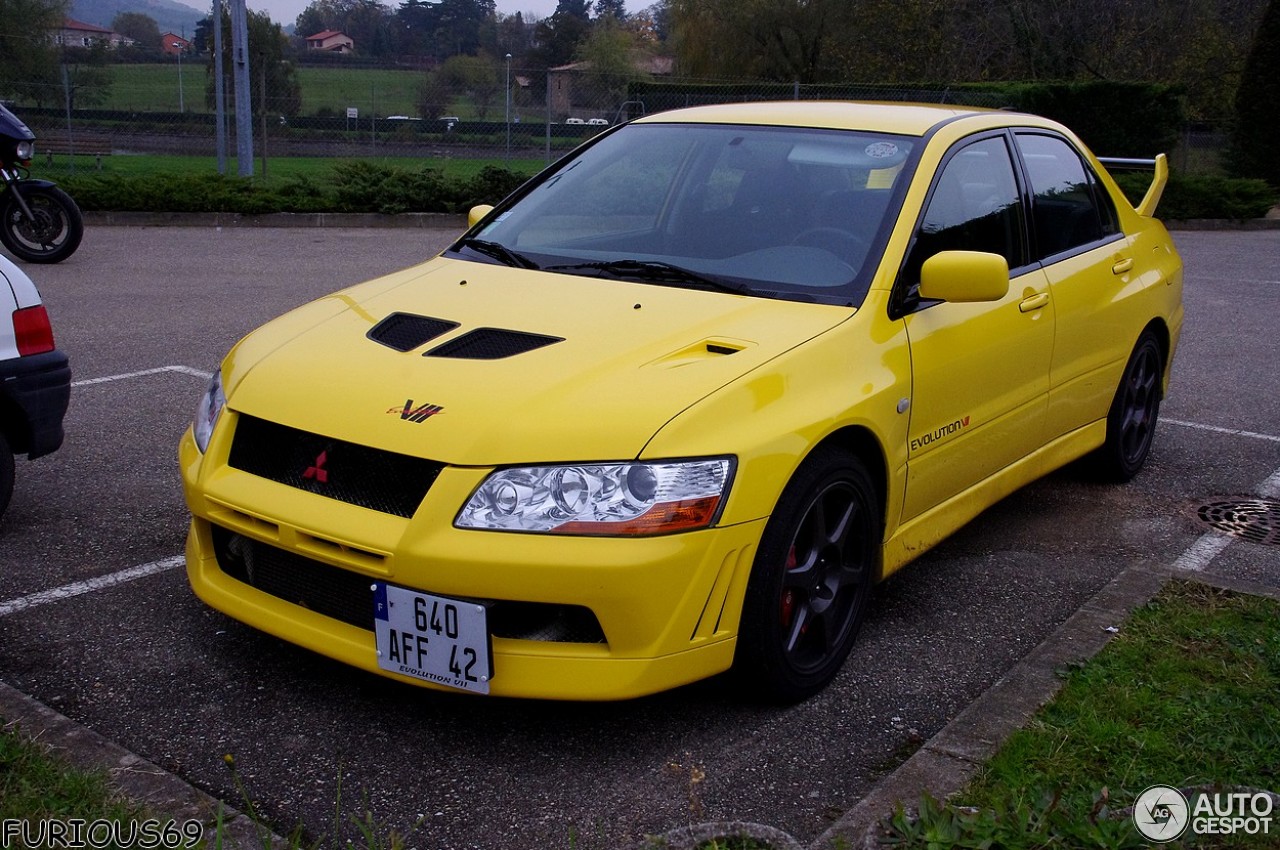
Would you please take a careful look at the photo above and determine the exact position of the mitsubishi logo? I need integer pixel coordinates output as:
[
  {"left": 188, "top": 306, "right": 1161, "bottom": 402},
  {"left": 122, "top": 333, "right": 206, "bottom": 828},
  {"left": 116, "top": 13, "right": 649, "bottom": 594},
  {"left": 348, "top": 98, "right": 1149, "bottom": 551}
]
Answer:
[{"left": 302, "top": 450, "right": 329, "bottom": 484}]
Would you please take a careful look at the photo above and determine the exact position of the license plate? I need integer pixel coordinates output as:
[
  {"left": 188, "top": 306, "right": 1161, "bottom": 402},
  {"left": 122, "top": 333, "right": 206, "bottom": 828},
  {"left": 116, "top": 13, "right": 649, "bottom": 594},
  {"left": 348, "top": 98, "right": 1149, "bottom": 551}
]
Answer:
[{"left": 372, "top": 583, "right": 491, "bottom": 694}]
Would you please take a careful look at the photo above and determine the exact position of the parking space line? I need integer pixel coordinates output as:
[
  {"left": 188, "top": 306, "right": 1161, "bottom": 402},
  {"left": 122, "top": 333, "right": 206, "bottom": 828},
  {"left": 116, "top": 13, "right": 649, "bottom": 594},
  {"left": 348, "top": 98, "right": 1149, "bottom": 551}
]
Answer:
[
  {"left": 1164, "top": 418, "right": 1280, "bottom": 443},
  {"left": 0, "top": 556, "right": 184, "bottom": 618},
  {"left": 72, "top": 366, "right": 211, "bottom": 388}
]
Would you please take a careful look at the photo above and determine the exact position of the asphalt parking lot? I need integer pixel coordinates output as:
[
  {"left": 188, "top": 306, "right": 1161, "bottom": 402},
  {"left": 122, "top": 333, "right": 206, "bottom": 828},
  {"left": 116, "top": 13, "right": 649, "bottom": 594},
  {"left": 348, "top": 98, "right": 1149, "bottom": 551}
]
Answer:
[{"left": 1, "top": 225, "right": 1278, "bottom": 850}]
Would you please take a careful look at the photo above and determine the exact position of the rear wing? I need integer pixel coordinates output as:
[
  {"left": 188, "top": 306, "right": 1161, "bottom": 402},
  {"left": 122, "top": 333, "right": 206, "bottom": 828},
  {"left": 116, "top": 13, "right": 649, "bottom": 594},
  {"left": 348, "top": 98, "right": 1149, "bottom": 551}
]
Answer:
[{"left": 1098, "top": 154, "right": 1168, "bottom": 218}]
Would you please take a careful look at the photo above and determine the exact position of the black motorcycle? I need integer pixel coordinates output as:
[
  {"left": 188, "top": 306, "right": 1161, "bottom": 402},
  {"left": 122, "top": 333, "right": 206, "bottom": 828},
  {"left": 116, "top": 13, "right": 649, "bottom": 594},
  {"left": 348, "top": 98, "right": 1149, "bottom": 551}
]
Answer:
[{"left": 0, "top": 103, "right": 84, "bottom": 263}]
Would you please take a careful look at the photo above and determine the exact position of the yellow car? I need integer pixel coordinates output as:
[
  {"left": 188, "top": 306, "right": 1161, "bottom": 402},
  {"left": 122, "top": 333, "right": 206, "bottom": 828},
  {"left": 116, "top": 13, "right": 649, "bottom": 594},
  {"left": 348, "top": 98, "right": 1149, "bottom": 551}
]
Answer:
[{"left": 180, "top": 102, "right": 1183, "bottom": 702}]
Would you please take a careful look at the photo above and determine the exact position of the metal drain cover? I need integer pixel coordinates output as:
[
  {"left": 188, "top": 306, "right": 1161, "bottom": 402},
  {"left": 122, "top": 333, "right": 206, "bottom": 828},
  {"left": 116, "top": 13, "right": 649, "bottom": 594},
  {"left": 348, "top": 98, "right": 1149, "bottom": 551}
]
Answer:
[{"left": 1195, "top": 499, "right": 1280, "bottom": 546}]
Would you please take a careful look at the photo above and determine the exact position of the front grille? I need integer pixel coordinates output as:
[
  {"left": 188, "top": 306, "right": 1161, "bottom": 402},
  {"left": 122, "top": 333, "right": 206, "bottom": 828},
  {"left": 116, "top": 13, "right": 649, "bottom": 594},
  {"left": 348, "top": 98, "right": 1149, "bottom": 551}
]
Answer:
[
  {"left": 228, "top": 415, "right": 442, "bottom": 518},
  {"left": 424, "top": 328, "right": 563, "bottom": 360},
  {"left": 212, "top": 526, "right": 607, "bottom": 643},
  {"left": 368, "top": 313, "right": 459, "bottom": 352}
]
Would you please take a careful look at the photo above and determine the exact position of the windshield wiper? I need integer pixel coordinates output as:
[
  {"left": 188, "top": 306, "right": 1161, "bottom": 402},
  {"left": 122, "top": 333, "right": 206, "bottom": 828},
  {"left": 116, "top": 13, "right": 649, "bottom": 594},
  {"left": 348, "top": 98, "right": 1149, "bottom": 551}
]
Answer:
[
  {"left": 544, "top": 259, "right": 752, "bottom": 295},
  {"left": 457, "top": 238, "right": 540, "bottom": 270}
]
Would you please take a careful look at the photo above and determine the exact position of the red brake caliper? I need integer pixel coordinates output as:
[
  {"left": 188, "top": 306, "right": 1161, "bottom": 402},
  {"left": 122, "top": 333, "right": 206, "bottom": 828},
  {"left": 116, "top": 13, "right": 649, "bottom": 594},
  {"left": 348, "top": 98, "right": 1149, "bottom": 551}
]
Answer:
[{"left": 781, "top": 545, "right": 798, "bottom": 625}]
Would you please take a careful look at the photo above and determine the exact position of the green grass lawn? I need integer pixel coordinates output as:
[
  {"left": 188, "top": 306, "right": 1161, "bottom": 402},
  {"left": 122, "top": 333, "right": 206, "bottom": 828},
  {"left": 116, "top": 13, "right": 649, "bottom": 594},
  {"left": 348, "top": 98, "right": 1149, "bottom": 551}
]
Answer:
[{"left": 94, "top": 64, "right": 484, "bottom": 119}]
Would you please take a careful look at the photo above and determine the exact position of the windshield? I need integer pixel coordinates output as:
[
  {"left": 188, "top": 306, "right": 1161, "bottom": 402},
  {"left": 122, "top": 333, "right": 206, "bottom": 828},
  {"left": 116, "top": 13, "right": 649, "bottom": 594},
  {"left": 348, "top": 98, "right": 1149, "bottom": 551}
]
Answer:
[{"left": 452, "top": 122, "right": 915, "bottom": 306}]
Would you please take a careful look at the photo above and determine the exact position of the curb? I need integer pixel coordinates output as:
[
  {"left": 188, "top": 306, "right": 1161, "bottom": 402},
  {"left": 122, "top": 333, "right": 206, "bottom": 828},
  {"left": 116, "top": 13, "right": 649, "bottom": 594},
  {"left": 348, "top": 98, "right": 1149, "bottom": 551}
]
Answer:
[{"left": 0, "top": 680, "right": 286, "bottom": 850}]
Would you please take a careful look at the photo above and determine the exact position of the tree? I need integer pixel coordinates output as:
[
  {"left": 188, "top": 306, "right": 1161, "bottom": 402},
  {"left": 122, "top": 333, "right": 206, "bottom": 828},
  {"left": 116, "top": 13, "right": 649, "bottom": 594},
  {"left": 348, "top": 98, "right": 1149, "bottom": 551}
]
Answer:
[
  {"left": 415, "top": 69, "right": 451, "bottom": 118},
  {"left": 1231, "top": 0, "right": 1280, "bottom": 185},
  {"left": 0, "top": 0, "right": 65, "bottom": 104},
  {"left": 594, "top": 0, "right": 625, "bottom": 21},
  {"left": 112, "top": 12, "right": 162, "bottom": 50},
  {"left": 437, "top": 53, "right": 502, "bottom": 117},
  {"left": 575, "top": 17, "right": 642, "bottom": 108},
  {"left": 58, "top": 43, "right": 113, "bottom": 111},
  {"left": 669, "top": 0, "right": 845, "bottom": 81},
  {"left": 295, "top": 0, "right": 395, "bottom": 55},
  {"left": 530, "top": 0, "right": 592, "bottom": 68}
]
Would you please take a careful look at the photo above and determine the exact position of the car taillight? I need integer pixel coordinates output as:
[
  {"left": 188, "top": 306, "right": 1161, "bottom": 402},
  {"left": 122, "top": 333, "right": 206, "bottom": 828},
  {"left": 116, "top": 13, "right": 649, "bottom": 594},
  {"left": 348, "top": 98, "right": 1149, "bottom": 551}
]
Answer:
[{"left": 13, "top": 305, "right": 55, "bottom": 355}]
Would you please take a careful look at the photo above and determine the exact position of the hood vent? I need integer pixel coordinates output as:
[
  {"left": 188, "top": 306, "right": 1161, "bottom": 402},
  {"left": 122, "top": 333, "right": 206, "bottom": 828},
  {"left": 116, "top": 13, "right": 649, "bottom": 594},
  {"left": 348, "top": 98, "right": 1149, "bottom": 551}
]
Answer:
[
  {"left": 368, "top": 313, "right": 459, "bottom": 352},
  {"left": 424, "top": 328, "right": 564, "bottom": 360}
]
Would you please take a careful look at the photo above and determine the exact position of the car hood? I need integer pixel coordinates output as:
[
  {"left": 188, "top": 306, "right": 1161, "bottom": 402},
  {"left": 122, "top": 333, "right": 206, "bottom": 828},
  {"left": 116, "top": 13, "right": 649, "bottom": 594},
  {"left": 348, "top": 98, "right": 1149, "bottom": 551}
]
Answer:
[{"left": 223, "top": 257, "right": 853, "bottom": 465}]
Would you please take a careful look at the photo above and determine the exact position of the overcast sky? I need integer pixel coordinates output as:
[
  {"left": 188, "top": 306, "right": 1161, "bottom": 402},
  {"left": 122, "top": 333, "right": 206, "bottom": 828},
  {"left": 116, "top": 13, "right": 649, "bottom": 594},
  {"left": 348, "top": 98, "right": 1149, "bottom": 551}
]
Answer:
[{"left": 243, "top": 0, "right": 564, "bottom": 29}]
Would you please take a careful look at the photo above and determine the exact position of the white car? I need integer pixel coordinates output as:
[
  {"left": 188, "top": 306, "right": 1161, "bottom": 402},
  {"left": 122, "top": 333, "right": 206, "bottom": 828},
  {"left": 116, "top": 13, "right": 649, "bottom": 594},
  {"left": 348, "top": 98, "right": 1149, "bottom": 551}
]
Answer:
[
  {"left": 587, "top": 118, "right": 609, "bottom": 126},
  {"left": 0, "top": 254, "right": 70, "bottom": 518}
]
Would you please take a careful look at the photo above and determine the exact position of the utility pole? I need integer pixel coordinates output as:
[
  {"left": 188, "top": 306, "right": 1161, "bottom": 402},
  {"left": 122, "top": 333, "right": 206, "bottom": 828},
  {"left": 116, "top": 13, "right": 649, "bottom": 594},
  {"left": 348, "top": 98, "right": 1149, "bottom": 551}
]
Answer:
[
  {"left": 213, "top": 0, "right": 227, "bottom": 174},
  {"left": 230, "top": 0, "right": 253, "bottom": 176}
]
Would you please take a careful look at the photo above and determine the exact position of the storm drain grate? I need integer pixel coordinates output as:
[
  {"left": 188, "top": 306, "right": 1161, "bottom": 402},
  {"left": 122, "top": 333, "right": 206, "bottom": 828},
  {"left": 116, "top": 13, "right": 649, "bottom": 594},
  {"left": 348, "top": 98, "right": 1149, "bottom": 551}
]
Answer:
[{"left": 1194, "top": 499, "right": 1280, "bottom": 546}]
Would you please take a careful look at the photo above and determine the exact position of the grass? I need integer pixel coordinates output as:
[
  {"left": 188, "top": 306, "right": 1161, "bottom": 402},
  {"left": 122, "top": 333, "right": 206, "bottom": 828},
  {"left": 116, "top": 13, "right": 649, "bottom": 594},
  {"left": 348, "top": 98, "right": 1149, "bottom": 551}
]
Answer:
[
  {"left": 885, "top": 581, "right": 1280, "bottom": 849},
  {"left": 5, "top": 581, "right": 1276, "bottom": 850}
]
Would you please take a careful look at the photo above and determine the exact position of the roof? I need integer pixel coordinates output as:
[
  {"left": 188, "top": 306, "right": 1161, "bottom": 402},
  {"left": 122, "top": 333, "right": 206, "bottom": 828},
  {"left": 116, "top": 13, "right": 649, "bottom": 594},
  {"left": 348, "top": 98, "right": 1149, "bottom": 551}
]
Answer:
[
  {"left": 632, "top": 101, "right": 994, "bottom": 136},
  {"left": 306, "top": 30, "right": 349, "bottom": 40},
  {"left": 62, "top": 17, "right": 115, "bottom": 34}
]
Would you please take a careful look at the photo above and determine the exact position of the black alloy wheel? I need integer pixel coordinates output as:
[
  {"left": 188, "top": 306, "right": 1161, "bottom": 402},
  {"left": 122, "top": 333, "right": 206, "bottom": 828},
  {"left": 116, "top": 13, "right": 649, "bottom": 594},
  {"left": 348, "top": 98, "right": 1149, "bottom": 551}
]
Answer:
[
  {"left": 735, "top": 447, "right": 880, "bottom": 702},
  {"left": 1094, "top": 330, "right": 1164, "bottom": 482}
]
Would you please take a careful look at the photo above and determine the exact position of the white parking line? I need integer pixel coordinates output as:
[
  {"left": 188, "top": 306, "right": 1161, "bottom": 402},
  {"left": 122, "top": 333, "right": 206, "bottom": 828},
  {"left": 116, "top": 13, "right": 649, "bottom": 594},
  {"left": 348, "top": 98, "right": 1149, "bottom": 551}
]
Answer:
[
  {"left": 72, "top": 365, "right": 211, "bottom": 388},
  {"left": 1164, "top": 418, "right": 1280, "bottom": 444},
  {"left": 0, "top": 556, "right": 184, "bottom": 618}
]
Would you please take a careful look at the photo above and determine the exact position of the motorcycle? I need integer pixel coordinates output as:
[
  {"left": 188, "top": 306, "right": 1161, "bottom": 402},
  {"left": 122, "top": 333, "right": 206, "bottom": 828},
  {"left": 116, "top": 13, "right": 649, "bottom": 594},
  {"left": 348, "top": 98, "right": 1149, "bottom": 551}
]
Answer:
[{"left": 0, "top": 103, "right": 84, "bottom": 263}]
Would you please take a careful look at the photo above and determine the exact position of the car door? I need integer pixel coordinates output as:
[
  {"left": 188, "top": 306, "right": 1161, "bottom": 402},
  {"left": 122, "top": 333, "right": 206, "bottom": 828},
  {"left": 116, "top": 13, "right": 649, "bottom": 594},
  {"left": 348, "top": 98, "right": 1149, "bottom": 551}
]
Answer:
[
  {"left": 1013, "top": 132, "right": 1135, "bottom": 438},
  {"left": 897, "top": 132, "right": 1054, "bottom": 520}
]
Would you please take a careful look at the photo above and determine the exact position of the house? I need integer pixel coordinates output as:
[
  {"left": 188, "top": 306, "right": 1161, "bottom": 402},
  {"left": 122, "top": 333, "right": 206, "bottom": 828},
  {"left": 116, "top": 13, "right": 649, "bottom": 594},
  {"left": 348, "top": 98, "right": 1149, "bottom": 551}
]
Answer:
[
  {"left": 161, "top": 33, "right": 191, "bottom": 55},
  {"left": 305, "top": 30, "right": 354, "bottom": 54},
  {"left": 53, "top": 18, "right": 134, "bottom": 49},
  {"left": 547, "top": 55, "right": 673, "bottom": 119}
]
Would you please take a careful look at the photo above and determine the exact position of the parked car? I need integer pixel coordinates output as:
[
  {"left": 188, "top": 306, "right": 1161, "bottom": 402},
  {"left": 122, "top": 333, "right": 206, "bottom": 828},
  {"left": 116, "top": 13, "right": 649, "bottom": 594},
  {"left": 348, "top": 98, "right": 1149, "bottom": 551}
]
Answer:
[
  {"left": 587, "top": 118, "right": 609, "bottom": 126},
  {"left": 0, "top": 254, "right": 70, "bottom": 519},
  {"left": 565, "top": 117, "right": 585, "bottom": 125},
  {"left": 180, "top": 101, "right": 1183, "bottom": 701}
]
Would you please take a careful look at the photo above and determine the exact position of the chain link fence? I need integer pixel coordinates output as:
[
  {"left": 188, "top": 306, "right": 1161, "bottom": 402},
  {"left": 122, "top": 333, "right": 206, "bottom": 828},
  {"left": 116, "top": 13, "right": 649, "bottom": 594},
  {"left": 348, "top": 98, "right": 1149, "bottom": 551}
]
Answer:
[{"left": 4, "top": 63, "right": 1228, "bottom": 175}]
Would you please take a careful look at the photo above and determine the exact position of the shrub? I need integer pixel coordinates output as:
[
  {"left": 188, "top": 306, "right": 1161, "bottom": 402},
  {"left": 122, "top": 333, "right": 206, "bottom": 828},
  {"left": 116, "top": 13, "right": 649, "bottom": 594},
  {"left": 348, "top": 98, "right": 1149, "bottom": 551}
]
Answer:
[{"left": 1113, "top": 171, "right": 1277, "bottom": 220}]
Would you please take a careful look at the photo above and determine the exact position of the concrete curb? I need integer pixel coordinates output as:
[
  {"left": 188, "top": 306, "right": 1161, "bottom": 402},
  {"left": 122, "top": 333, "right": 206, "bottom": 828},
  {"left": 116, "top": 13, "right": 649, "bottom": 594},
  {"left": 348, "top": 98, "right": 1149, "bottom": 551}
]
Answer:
[{"left": 0, "top": 679, "right": 286, "bottom": 850}]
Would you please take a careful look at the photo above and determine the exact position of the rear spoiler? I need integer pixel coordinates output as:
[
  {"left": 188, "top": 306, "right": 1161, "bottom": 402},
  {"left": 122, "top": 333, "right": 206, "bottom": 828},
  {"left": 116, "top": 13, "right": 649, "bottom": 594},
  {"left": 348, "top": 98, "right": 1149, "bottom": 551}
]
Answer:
[{"left": 1098, "top": 154, "right": 1168, "bottom": 218}]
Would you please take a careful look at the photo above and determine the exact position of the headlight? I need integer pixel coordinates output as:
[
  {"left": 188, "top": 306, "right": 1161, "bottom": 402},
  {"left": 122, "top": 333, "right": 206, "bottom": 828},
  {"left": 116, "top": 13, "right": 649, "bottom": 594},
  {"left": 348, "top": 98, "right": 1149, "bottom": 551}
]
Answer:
[
  {"left": 456, "top": 458, "right": 734, "bottom": 536},
  {"left": 16, "top": 140, "right": 34, "bottom": 162},
  {"left": 192, "top": 370, "right": 226, "bottom": 453}
]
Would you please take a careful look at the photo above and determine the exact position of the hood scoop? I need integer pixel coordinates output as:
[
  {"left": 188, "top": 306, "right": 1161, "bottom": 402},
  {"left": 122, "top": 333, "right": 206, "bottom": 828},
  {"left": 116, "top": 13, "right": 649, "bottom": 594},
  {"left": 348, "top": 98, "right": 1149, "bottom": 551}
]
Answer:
[
  {"left": 368, "top": 313, "right": 459, "bottom": 352},
  {"left": 423, "top": 328, "right": 564, "bottom": 360}
]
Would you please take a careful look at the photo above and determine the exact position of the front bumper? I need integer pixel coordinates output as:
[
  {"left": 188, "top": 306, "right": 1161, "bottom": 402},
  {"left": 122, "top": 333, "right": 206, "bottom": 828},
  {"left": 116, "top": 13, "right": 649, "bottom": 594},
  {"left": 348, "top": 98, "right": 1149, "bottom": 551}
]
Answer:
[{"left": 180, "top": 426, "right": 766, "bottom": 700}]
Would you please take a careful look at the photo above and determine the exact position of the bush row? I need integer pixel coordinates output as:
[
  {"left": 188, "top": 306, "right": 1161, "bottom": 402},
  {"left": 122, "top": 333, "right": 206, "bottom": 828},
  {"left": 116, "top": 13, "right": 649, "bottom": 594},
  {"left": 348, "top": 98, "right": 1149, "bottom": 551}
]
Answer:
[
  {"left": 59, "top": 163, "right": 533, "bottom": 216},
  {"left": 58, "top": 161, "right": 1275, "bottom": 222}
]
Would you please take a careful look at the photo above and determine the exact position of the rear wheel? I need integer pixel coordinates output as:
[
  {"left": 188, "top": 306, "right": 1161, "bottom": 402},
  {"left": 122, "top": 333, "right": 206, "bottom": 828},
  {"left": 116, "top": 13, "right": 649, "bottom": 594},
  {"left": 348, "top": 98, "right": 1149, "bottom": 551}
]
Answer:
[
  {"left": 1092, "top": 330, "right": 1164, "bottom": 481},
  {"left": 0, "top": 186, "right": 84, "bottom": 264},
  {"left": 734, "top": 448, "right": 880, "bottom": 702}
]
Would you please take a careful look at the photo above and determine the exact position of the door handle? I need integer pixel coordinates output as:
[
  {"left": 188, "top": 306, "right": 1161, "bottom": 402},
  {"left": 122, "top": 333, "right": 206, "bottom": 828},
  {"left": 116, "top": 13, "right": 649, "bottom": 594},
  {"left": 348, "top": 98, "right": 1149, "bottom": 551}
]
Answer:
[
  {"left": 1019, "top": 292, "right": 1050, "bottom": 313},
  {"left": 1112, "top": 257, "right": 1134, "bottom": 275}
]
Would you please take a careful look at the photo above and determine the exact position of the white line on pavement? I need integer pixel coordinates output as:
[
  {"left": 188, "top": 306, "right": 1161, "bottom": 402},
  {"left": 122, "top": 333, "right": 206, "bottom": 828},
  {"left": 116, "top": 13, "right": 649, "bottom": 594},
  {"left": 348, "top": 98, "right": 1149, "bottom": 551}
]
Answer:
[
  {"left": 1163, "top": 419, "right": 1280, "bottom": 443},
  {"left": 1172, "top": 533, "right": 1234, "bottom": 572},
  {"left": 72, "top": 366, "right": 212, "bottom": 388},
  {"left": 0, "top": 556, "right": 184, "bottom": 618}
]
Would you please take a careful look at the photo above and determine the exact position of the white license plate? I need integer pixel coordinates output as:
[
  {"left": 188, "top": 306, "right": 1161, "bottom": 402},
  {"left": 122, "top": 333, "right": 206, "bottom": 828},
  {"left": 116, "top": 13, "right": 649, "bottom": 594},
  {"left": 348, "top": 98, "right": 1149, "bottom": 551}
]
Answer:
[{"left": 373, "top": 583, "right": 491, "bottom": 694}]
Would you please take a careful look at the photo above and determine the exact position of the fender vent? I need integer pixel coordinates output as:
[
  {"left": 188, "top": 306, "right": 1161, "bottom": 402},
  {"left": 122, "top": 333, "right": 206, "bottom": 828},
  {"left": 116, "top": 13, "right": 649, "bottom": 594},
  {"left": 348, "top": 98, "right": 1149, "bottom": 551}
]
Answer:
[
  {"left": 424, "top": 328, "right": 563, "bottom": 360},
  {"left": 368, "top": 313, "right": 459, "bottom": 352}
]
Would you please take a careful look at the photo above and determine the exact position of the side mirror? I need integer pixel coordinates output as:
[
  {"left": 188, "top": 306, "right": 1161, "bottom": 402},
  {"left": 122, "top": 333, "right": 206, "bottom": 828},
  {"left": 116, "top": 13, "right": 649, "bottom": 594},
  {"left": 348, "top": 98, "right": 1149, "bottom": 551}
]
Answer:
[
  {"left": 468, "top": 204, "right": 494, "bottom": 228},
  {"left": 919, "top": 251, "right": 1010, "bottom": 303}
]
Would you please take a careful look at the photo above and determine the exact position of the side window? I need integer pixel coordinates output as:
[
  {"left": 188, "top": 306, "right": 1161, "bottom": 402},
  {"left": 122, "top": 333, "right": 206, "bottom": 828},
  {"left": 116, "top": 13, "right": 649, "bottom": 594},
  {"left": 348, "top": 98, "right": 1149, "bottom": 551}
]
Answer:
[
  {"left": 1016, "top": 133, "right": 1117, "bottom": 259},
  {"left": 901, "top": 135, "right": 1025, "bottom": 288}
]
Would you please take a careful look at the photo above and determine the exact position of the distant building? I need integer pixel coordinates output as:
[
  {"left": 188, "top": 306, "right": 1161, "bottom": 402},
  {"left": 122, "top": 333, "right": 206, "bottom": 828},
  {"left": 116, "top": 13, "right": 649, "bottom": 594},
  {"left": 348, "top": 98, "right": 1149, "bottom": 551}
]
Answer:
[
  {"left": 53, "top": 18, "right": 134, "bottom": 48},
  {"left": 548, "top": 56, "right": 673, "bottom": 119},
  {"left": 161, "top": 33, "right": 191, "bottom": 55},
  {"left": 305, "top": 30, "right": 354, "bottom": 54}
]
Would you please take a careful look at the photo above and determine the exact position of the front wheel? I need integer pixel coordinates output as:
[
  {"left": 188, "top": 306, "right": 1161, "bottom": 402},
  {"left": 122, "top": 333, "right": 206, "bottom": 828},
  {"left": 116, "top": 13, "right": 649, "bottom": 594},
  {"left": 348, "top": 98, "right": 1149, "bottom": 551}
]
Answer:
[
  {"left": 734, "top": 448, "right": 880, "bottom": 702},
  {"left": 0, "top": 186, "right": 84, "bottom": 263}
]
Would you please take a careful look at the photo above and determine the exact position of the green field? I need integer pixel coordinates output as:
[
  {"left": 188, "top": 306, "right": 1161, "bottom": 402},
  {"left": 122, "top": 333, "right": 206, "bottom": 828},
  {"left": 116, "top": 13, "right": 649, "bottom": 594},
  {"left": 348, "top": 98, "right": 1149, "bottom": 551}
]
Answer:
[{"left": 97, "top": 64, "right": 498, "bottom": 119}]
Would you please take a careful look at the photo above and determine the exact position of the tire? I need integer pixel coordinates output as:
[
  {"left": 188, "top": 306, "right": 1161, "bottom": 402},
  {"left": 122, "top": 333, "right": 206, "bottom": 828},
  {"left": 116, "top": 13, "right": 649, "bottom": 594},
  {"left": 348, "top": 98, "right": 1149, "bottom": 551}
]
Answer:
[
  {"left": 0, "top": 431, "right": 14, "bottom": 522},
  {"left": 0, "top": 186, "right": 84, "bottom": 264},
  {"left": 734, "top": 447, "right": 880, "bottom": 702},
  {"left": 1092, "top": 330, "right": 1164, "bottom": 482}
]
